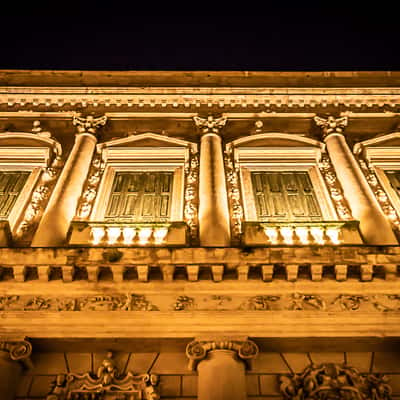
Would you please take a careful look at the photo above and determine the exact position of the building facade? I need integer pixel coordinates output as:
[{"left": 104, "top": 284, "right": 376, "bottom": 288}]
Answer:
[{"left": 0, "top": 70, "right": 399, "bottom": 399}]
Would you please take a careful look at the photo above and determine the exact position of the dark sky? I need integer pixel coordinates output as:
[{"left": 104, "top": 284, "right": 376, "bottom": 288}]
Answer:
[{"left": 1, "top": 4, "right": 400, "bottom": 71}]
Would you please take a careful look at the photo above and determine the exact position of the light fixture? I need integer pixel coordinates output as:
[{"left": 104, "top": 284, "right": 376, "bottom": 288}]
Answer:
[
  {"left": 295, "top": 226, "right": 309, "bottom": 244},
  {"left": 153, "top": 227, "right": 169, "bottom": 244},
  {"left": 138, "top": 227, "right": 153, "bottom": 245},
  {"left": 326, "top": 227, "right": 341, "bottom": 245},
  {"left": 310, "top": 227, "right": 325, "bottom": 245},
  {"left": 280, "top": 227, "right": 294, "bottom": 245},
  {"left": 91, "top": 227, "right": 105, "bottom": 245},
  {"left": 264, "top": 227, "right": 279, "bottom": 244}
]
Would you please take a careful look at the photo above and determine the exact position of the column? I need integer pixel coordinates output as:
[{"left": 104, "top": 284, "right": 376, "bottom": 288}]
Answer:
[
  {"left": 194, "top": 116, "right": 231, "bottom": 246},
  {"left": 186, "top": 339, "right": 258, "bottom": 400},
  {"left": 0, "top": 340, "right": 32, "bottom": 400},
  {"left": 32, "top": 115, "right": 107, "bottom": 246},
  {"left": 315, "top": 116, "right": 397, "bottom": 245}
]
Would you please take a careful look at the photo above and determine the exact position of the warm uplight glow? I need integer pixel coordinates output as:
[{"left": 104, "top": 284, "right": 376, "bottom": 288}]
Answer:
[
  {"left": 326, "top": 228, "right": 341, "bottom": 245},
  {"left": 295, "top": 227, "right": 309, "bottom": 244},
  {"left": 91, "top": 227, "right": 105, "bottom": 245},
  {"left": 264, "top": 227, "right": 279, "bottom": 244},
  {"left": 310, "top": 227, "right": 325, "bottom": 245},
  {"left": 122, "top": 227, "right": 136, "bottom": 245},
  {"left": 107, "top": 227, "right": 121, "bottom": 245},
  {"left": 280, "top": 227, "right": 294, "bottom": 245},
  {"left": 153, "top": 227, "right": 169, "bottom": 244},
  {"left": 138, "top": 227, "right": 153, "bottom": 245}
]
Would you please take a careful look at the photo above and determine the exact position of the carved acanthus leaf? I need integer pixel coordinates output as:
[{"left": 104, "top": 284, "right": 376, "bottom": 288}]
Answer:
[
  {"left": 193, "top": 115, "right": 227, "bottom": 134},
  {"left": 73, "top": 114, "right": 107, "bottom": 134},
  {"left": 314, "top": 115, "right": 348, "bottom": 138}
]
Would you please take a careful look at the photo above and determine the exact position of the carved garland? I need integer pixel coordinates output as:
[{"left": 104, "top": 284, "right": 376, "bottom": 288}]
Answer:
[
  {"left": 46, "top": 352, "right": 159, "bottom": 400},
  {"left": 224, "top": 145, "right": 244, "bottom": 242},
  {"left": 318, "top": 154, "right": 353, "bottom": 220},
  {"left": 184, "top": 147, "right": 199, "bottom": 242},
  {"left": 76, "top": 153, "right": 105, "bottom": 219},
  {"left": 358, "top": 157, "right": 400, "bottom": 231},
  {"left": 279, "top": 362, "right": 392, "bottom": 400}
]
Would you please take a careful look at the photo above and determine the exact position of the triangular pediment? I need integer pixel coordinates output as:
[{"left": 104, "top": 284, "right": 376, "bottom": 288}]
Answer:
[
  {"left": 229, "top": 133, "right": 324, "bottom": 149},
  {"left": 98, "top": 132, "right": 197, "bottom": 151}
]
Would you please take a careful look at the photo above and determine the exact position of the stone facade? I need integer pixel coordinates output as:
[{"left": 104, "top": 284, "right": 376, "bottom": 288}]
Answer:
[{"left": 0, "top": 71, "right": 400, "bottom": 399}]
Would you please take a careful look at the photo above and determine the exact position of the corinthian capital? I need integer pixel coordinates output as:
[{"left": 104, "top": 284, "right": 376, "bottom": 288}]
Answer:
[
  {"left": 186, "top": 339, "right": 258, "bottom": 371},
  {"left": 0, "top": 339, "right": 33, "bottom": 367},
  {"left": 193, "top": 115, "right": 227, "bottom": 135},
  {"left": 314, "top": 115, "right": 348, "bottom": 138},
  {"left": 73, "top": 115, "right": 107, "bottom": 135}
]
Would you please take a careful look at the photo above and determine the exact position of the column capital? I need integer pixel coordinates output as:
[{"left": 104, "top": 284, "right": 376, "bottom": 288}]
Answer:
[
  {"left": 73, "top": 114, "right": 107, "bottom": 136},
  {"left": 314, "top": 115, "right": 348, "bottom": 139},
  {"left": 0, "top": 339, "right": 32, "bottom": 367},
  {"left": 193, "top": 115, "right": 227, "bottom": 135},
  {"left": 186, "top": 339, "right": 258, "bottom": 371}
]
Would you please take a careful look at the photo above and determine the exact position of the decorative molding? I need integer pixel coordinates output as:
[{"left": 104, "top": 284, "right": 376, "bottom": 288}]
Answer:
[
  {"left": 280, "top": 362, "right": 392, "bottom": 400},
  {"left": 318, "top": 154, "right": 353, "bottom": 220},
  {"left": 193, "top": 115, "right": 227, "bottom": 134},
  {"left": 73, "top": 115, "right": 107, "bottom": 135},
  {"left": 186, "top": 339, "right": 259, "bottom": 371},
  {"left": 224, "top": 145, "right": 244, "bottom": 241},
  {"left": 314, "top": 115, "right": 348, "bottom": 138},
  {"left": 184, "top": 147, "right": 199, "bottom": 242},
  {"left": 46, "top": 352, "right": 159, "bottom": 400},
  {"left": 358, "top": 157, "right": 400, "bottom": 230}
]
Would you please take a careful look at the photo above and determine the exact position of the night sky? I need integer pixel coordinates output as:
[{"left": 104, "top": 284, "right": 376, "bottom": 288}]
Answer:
[{"left": 1, "top": 4, "right": 400, "bottom": 71}]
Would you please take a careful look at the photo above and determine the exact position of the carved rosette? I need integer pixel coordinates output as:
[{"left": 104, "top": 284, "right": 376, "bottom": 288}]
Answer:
[
  {"left": 76, "top": 154, "right": 105, "bottom": 219},
  {"left": 319, "top": 154, "right": 353, "bottom": 220},
  {"left": 314, "top": 115, "right": 348, "bottom": 139},
  {"left": 193, "top": 115, "right": 227, "bottom": 134},
  {"left": 224, "top": 145, "right": 244, "bottom": 242},
  {"left": 184, "top": 147, "right": 199, "bottom": 242},
  {"left": 358, "top": 158, "right": 400, "bottom": 231},
  {"left": 15, "top": 162, "right": 61, "bottom": 239},
  {"left": 73, "top": 114, "right": 107, "bottom": 135},
  {"left": 186, "top": 339, "right": 259, "bottom": 371},
  {"left": 279, "top": 362, "right": 392, "bottom": 400}
]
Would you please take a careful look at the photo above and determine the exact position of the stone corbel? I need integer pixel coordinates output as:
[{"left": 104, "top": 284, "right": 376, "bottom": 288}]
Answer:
[
  {"left": 186, "top": 338, "right": 259, "bottom": 371},
  {"left": 0, "top": 339, "right": 33, "bottom": 369}
]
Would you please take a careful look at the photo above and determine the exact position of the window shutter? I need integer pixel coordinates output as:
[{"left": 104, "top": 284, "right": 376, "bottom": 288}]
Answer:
[
  {"left": 251, "top": 171, "right": 322, "bottom": 221},
  {"left": 0, "top": 171, "right": 30, "bottom": 218},
  {"left": 105, "top": 172, "right": 173, "bottom": 222}
]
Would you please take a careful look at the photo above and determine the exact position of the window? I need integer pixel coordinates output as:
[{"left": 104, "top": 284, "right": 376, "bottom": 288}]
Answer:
[
  {"left": 251, "top": 171, "right": 322, "bottom": 221},
  {"left": 104, "top": 171, "right": 173, "bottom": 222},
  {"left": 385, "top": 171, "right": 400, "bottom": 196},
  {"left": 0, "top": 171, "right": 30, "bottom": 218}
]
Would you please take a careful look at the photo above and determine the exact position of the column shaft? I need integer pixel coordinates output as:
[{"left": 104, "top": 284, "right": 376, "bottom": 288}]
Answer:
[
  {"left": 0, "top": 350, "right": 23, "bottom": 400},
  {"left": 325, "top": 133, "right": 397, "bottom": 244},
  {"left": 199, "top": 133, "right": 231, "bottom": 246},
  {"left": 32, "top": 133, "right": 97, "bottom": 246},
  {"left": 197, "top": 350, "right": 247, "bottom": 400}
]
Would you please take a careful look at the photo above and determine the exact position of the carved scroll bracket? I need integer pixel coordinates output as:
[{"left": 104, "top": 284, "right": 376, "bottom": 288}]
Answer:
[
  {"left": 0, "top": 339, "right": 33, "bottom": 369},
  {"left": 186, "top": 339, "right": 258, "bottom": 371}
]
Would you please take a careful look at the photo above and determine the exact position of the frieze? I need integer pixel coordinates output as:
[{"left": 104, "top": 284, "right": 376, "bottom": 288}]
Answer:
[{"left": 279, "top": 362, "right": 392, "bottom": 400}]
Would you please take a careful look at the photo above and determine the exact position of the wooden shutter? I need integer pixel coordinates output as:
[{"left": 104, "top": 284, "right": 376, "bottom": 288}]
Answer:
[
  {"left": 0, "top": 171, "right": 30, "bottom": 218},
  {"left": 251, "top": 171, "right": 322, "bottom": 221},
  {"left": 105, "top": 172, "right": 173, "bottom": 222}
]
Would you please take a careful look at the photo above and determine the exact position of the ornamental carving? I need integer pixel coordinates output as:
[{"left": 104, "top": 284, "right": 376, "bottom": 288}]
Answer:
[
  {"left": 224, "top": 146, "right": 244, "bottom": 241},
  {"left": 193, "top": 115, "right": 227, "bottom": 134},
  {"left": 239, "top": 295, "right": 280, "bottom": 310},
  {"left": 172, "top": 295, "right": 195, "bottom": 311},
  {"left": 332, "top": 294, "right": 369, "bottom": 311},
  {"left": 0, "top": 339, "right": 32, "bottom": 367},
  {"left": 73, "top": 115, "right": 107, "bottom": 135},
  {"left": 358, "top": 158, "right": 400, "bottom": 231},
  {"left": 186, "top": 339, "right": 259, "bottom": 371},
  {"left": 279, "top": 362, "right": 392, "bottom": 400},
  {"left": 289, "top": 293, "right": 326, "bottom": 311},
  {"left": 76, "top": 154, "right": 105, "bottom": 219},
  {"left": 15, "top": 161, "right": 61, "bottom": 238},
  {"left": 314, "top": 115, "right": 348, "bottom": 138},
  {"left": 46, "top": 352, "right": 159, "bottom": 400},
  {"left": 319, "top": 154, "right": 353, "bottom": 220},
  {"left": 184, "top": 147, "right": 199, "bottom": 242}
]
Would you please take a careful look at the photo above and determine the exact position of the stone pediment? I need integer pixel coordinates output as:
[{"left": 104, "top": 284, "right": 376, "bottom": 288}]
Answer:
[
  {"left": 353, "top": 132, "right": 400, "bottom": 163},
  {"left": 97, "top": 132, "right": 197, "bottom": 151},
  {"left": 0, "top": 132, "right": 62, "bottom": 155},
  {"left": 228, "top": 132, "right": 324, "bottom": 149}
]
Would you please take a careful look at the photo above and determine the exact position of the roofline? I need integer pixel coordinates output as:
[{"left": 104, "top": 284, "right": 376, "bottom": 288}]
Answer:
[{"left": 1, "top": 70, "right": 400, "bottom": 88}]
